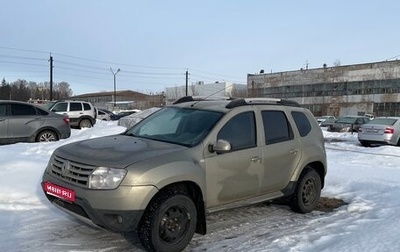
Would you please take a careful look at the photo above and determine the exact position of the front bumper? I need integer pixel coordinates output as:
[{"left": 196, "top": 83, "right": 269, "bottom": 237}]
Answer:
[{"left": 42, "top": 172, "right": 158, "bottom": 232}]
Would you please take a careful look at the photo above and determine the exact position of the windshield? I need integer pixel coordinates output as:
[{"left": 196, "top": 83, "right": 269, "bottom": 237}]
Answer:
[{"left": 125, "top": 107, "right": 224, "bottom": 147}]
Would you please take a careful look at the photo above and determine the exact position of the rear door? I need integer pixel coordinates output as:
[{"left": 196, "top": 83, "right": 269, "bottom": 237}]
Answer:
[
  {"left": 259, "top": 109, "right": 302, "bottom": 193},
  {"left": 7, "top": 103, "right": 42, "bottom": 140}
]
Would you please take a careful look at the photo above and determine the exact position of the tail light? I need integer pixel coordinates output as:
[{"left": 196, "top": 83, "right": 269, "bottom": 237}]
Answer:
[
  {"left": 384, "top": 127, "right": 394, "bottom": 134},
  {"left": 63, "top": 115, "right": 70, "bottom": 125}
]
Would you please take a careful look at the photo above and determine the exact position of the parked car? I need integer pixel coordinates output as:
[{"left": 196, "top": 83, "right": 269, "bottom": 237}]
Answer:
[
  {"left": 41, "top": 96, "right": 327, "bottom": 251},
  {"left": 316, "top": 116, "right": 336, "bottom": 126},
  {"left": 96, "top": 109, "right": 111, "bottom": 121},
  {"left": 117, "top": 107, "right": 160, "bottom": 128},
  {"left": 327, "top": 116, "right": 370, "bottom": 132},
  {"left": 43, "top": 100, "right": 96, "bottom": 128},
  {"left": 0, "top": 100, "right": 71, "bottom": 144},
  {"left": 115, "top": 109, "right": 141, "bottom": 120},
  {"left": 358, "top": 117, "right": 400, "bottom": 146},
  {"left": 320, "top": 117, "right": 337, "bottom": 127},
  {"left": 97, "top": 108, "right": 119, "bottom": 121}
]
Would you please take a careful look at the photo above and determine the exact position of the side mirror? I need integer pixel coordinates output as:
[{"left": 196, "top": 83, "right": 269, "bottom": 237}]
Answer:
[{"left": 209, "top": 139, "right": 232, "bottom": 154}]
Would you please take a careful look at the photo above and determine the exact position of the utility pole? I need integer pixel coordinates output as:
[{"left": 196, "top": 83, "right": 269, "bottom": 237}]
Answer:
[
  {"left": 185, "top": 70, "right": 189, "bottom": 96},
  {"left": 110, "top": 67, "right": 120, "bottom": 107},
  {"left": 49, "top": 54, "right": 53, "bottom": 101}
]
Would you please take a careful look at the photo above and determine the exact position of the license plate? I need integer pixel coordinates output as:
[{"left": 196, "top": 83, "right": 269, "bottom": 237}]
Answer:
[
  {"left": 366, "top": 129, "right": 379, "bottom": 133},
  {"left": 44, "top": 182, "right": 76, "bottom": 202}
]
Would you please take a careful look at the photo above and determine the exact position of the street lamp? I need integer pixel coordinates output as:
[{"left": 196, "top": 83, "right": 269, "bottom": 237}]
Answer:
[{"left": 110, "top": 67, "right": 120, "bottom": 107}]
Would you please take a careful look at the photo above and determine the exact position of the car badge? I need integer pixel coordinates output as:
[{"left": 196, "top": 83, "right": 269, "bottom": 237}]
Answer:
[{"left": 61, "top": 160, "right": 70, "bottom": 177}]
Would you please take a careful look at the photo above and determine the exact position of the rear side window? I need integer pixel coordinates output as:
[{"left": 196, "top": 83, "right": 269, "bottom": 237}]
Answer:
[
  {"left": 11, "top": 104, "right": 37, "bottom": 116},
  {"left": 291, "top": 111, "right": 312, "bottom": 137},
  {"left": 83, "top": 103, "right": 91, "bottom": 111},
  {"left": 262, "top": 110, "right": 293, "bottom": 145},
  {"left": 70, "top": 102, "right": 83, "bottom": 111}
]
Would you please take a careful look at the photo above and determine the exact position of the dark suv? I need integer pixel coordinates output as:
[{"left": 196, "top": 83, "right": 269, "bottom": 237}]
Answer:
[{"left": 42, "top": 97, "right": 327, "bottom": 251}]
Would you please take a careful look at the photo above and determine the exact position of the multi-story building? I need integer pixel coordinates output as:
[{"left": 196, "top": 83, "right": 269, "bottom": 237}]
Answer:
[{"left": 247, "top": 60, "right": 400, "bottom": 117}]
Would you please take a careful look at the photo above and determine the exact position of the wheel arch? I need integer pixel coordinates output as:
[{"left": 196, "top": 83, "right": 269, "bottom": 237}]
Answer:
[
  {"left": 305, "top": 161, "right": 326, "bottom": 189},
  {"left": 146, "top": 181, "right": 207, "bottom": 235},
  {"left": 33, "top": 127, "right": 61, "bottom": 142}
]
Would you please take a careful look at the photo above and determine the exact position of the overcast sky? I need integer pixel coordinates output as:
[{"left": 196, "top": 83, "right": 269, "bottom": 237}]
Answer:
[{"left": 1, "top": 0, "right": 400, "bottom": 96}]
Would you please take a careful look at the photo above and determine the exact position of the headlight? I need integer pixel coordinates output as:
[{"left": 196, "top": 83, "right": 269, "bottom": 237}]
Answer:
[{"left": 89, "top": 167, "right": 127, "bottom": 189}]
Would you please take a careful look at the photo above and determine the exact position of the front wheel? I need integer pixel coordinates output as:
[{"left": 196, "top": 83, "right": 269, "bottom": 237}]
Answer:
[
  {"left": 138, "top": 190, "right": 197, "bottom": 252},
  {"left": 289, "top": 167, "right": 321, "bottom": 213}
]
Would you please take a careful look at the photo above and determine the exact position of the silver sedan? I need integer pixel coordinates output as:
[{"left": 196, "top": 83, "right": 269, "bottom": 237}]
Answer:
[
  {"left": 358, "top": 117, "right": 400, "bottom": 147},
  {"left": 0, "top": 100, "right": 71, "bottom": 144}
]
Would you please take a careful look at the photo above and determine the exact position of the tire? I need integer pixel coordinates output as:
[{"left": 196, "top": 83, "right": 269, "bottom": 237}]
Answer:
[
  {"left": 138, "top": 190, "right": 197, "bottom": 252},
  {"left": 360, "top": 141, "right": 371, "bottom": 147},
  {"left": 289, "top": 167, "right": 321, "bottom": 213},
  {"left": 36, "top": 130, "right": 58, "bottom": 142},
  {"left": 79, "top": 119, "right": 92, "bottom": 128}
]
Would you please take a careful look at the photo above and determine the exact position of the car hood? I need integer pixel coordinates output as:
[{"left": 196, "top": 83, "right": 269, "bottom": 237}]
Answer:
[{"left": 54, "top": 134, "right": 187, "bottom": 168}]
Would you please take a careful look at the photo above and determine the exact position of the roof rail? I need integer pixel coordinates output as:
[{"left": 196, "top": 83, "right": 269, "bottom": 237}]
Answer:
[
  {"left": 226, "top": 98, "right": 300, "bottom": 109},
  {"left": 172, "top": 96, "right": 233, "bottom": 104}
]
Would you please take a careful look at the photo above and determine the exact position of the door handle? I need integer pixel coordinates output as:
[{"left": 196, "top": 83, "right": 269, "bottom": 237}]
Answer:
[
  {"left": 289, "top": 149, "right": 298, "bottom": 155},
  {"left": 251, "top": 156, "right": 262, "bottom": 163}
]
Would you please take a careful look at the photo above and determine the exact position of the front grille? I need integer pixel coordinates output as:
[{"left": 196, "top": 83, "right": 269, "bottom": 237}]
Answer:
[{"left": 50, "top": 155, "right": 96, "bottom": 187}]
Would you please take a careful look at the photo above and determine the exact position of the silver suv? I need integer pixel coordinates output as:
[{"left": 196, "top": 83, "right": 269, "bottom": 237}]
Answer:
[
  {"left": 44, "top": 100, "right": 96, "bottom": 128},
  {"left": 42, "top": 97, "right": 327, "bottom": 251}
]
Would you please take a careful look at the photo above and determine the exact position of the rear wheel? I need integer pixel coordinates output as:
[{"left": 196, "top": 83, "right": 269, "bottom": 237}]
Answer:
[
  {"left": 36, "top": 130, "right": 58, "bottom": 142},
  {"left": 360, "top": 140, "right": 371, "bottom": 147},
  {"left": 79, "top": 119, "right": 92, "bottom": 128},
  {"left": 138, "top": 190, "right": 197, "bottom": 252},
  {"left": 289, "top": 167, "right": 321, "bottom": 213}
]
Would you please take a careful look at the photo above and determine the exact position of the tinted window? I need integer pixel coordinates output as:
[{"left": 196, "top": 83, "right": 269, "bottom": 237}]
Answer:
[
  {"left": 262, "top": 110, "right": 293, "bottom": 144},
  {"left": 0, "top": 104, "right": 6, "bottom": 116},
  {"left": 83, "top": 103, "right": 91, "bottom": 111},
  {"left": 52, "top": 102, "right": 68, "bottom": 112},
  {"left": 11, "top": 104, "right": 36, "bottom": 116},
  {"left": 217, "top": 112, "right": 256, "bottom": 151},
  {"left": 291, "top": 111, "right": 312, "bottom": 137},
  {"left": 70, "top": 102, "right": 82, "bottom": 111}
]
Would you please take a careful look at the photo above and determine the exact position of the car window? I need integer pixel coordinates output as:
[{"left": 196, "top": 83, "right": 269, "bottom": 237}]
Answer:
[
  {"left": 262, "top": 110, "right": 294, "bottom": 145},
  {"left": 52, "top": 102, "right": 68, "bottom": 112},
  {"left": 128, "top": 107, "right": 223, "bottom": 146},
  {"left": 37, "top": 107, "right": 49, "bottom": 115},
  {"left": 83, "top": 103, "right": 91, "bottom": 111},
  {"left": 11, "top": 104, "right": 36, "bottom": 116},
  {"left": 217, "top": 111, "right": 256, "bottom": 151},
  {"left": 291, "top": 111, "right": 312, "bottom": 137},
  {"left": 0, "top": 104, "right": 6, "bottom": 116},
  {"left": 70, "top": 102, "right": 82, "bottom": 111}
]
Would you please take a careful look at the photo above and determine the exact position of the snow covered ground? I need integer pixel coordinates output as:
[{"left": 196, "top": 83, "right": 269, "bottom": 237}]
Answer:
[{"left": 1, "top": 121, "right": 400, "bottom": 252}]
